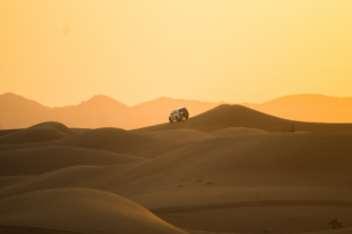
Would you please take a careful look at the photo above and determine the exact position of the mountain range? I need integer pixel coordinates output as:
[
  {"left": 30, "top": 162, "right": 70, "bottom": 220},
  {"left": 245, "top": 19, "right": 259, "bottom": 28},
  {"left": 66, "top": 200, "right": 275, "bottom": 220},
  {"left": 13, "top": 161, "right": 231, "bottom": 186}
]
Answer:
[
  {"left": 0, "top": 93, "right": 219, "bottom": 129},
  {"left": 1, "top": 92, "right": 352, "bottom": 129}
]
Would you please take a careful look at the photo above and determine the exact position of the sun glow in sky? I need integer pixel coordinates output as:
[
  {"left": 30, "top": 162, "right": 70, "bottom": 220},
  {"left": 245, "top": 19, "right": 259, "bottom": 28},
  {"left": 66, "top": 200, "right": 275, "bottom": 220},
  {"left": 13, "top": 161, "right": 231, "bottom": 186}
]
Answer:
[{"left": 1, "top": 0, "right": 352, "bottom": 106}]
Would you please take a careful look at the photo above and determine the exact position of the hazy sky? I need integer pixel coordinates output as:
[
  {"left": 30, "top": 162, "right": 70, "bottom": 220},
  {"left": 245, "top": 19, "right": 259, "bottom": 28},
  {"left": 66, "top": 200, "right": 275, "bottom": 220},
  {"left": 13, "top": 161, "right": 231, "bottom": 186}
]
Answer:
[{"left": 1, "top": 0, "right": 352, "bottom": 106}]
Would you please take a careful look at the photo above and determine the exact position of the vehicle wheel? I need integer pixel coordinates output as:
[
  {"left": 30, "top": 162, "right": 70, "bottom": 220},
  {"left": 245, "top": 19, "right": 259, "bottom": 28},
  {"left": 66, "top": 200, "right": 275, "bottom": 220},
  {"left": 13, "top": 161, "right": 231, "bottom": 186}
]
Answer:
[
  {"left": 177, "top": 116, "right": 182, "bottom": 122},
  {"left": 183, "top": 111, "right": 189, "bottom": 120}
]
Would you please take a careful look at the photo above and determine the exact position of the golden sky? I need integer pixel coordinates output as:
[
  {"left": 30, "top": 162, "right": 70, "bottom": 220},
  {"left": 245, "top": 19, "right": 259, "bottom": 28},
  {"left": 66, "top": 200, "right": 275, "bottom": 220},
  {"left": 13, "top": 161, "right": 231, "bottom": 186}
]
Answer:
[{"left": 1, "top": 0, "right": 352, "bottom": 106}]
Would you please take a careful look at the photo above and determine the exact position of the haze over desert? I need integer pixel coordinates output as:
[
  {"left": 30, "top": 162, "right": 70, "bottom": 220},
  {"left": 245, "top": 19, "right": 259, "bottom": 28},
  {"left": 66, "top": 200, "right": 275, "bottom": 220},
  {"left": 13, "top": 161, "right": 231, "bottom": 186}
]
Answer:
[{"left": 2, "top": 0, "right": 352, "bottom": 233}]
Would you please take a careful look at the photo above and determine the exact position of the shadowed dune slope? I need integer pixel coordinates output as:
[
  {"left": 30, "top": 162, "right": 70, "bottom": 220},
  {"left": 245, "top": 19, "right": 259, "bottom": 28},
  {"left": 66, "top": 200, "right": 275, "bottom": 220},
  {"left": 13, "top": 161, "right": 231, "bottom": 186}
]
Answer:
[
  {"left": 160, "top": 204, "right": 352, "bottom": 234},
  {"left": 302, "top": 228, "right": 352, "bottom": 234},
  {"left": 0, "top": 164, "right": 138, "bottom": 199},
  {"left": 0, "top": 129, "right": 20, "bottom": 137},
  {"left": 59, "top": 127, "right": 211, "bottom": 157},
  {"left": 0, "top": 188, "right": 185, "bottom": 234},
  {"left": 0, "top": 122, "right": 72, "bottom": 144},
  {"left": 3, "top": 133, "right": 352, "bottom": 199},
  {"left": 30, "top": 122, "right": 72, "bottom": 133},
  {"left": 58, "top": 128, "right": 153, "bottom": 154},
  {"left": 211, "top": 127, "right": 267, "bottom": 137},
  {"left": 0, "top": 226, "right": 81, "bottom": 234},
  {"left": 0, "top": 146, "right": 141, "bottom": 176},
  {"left": 102, "top": 133, "right": 352, "bottom": 195},
  {"left": 141, "top": 129, "right": 212, "bottom": 141},
  {"left": 138, "top": 105, "right": 352, "bottom": 133},
  {"left": 0, "top": 176, "right": 32, "bottom": 189}
]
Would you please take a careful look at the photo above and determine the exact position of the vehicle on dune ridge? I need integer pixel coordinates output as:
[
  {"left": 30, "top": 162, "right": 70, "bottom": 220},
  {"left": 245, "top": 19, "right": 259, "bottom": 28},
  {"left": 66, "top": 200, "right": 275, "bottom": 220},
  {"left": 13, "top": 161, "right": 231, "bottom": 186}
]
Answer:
[{"left": 169, "top": 107, "right": 189, "bottom": 123}]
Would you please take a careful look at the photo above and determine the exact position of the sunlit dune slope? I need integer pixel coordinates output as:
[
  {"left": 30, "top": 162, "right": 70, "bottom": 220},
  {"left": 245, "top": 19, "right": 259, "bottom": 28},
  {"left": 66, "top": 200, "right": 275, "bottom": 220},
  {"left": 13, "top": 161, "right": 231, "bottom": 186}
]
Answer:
[
  {"left": 0, "top": 188, "right": 185, "bottom": 234},
  {"left": 138, "top": 105, "right": 292, "bottom": 132}
]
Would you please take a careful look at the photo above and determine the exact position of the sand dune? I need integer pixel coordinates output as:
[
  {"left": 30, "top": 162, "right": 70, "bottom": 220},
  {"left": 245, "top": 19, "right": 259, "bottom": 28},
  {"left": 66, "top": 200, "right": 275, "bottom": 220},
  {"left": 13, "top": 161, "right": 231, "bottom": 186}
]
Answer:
[
  {"left": 211, "top": 127, "right": 267, "bottom": 137},
  {"left": 140, "top": 104, "right": 352, "bottom": 134},
  {"left": 139, "top": 105, "right": 293, "bottom": 132},
  {"left": 0, "top": 122, "right": 72, "bottom": 144},
  {"left": 60, "top": 127, "right": 146, "bottom": 147},
  {"left": 0, "top": 145, "right": 141, "bottom": 176},
  {"left": 2, "top": 131, "right": 352, "bottom": 196},
  {"left": 0, "top": 166, "right": 109, "bottom": 198},
  {"left": 59, "top": 127, "right": 212, "bottom": 157},
  {"left": 189, "top": 231, "right": 238, "bottom": 234},
  {"left": 0, "top": 176, "right": 32, "bottom": 189},
  {"left": 141, "top": 129, "right": 212, "bottom": 142},
  {"left": 0, "top": 225, "right": 81, "bottom": 234},
  {"left": 0, "top": 188, "right": 185, "bottom": 234},
  {"left": 0, "top": 127, "right": 66, "bottom": 144},
  {"left": 159, "top": 204, "right": 352, "bottom": 234},
  {"left": 0, "top": 129, "right": 20, "bottom": 137},
  {"left": 108, "top": 133, "right": 352, "bottom": 192},
  {"left": 302, "top": 228, "right": 352, "bottom": 234},
  {"left": 1, "top": 105, "right": 352, "bottom": 234},
  {"left": 30, "top": 122, "right": 72, "bottom": 133},
  {"left": 1, "top": 131, "right": 352, "bottom": 232},
  {"left": 58, "top": 127, "right": 157, "bottom": 156}
]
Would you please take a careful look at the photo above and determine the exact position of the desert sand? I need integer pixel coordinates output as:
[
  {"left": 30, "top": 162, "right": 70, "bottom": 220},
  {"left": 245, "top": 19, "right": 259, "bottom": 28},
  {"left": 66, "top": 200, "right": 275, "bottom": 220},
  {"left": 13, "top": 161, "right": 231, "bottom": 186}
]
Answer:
[{"left": 1, "top": 105, "right": 352, "bottom": 234}]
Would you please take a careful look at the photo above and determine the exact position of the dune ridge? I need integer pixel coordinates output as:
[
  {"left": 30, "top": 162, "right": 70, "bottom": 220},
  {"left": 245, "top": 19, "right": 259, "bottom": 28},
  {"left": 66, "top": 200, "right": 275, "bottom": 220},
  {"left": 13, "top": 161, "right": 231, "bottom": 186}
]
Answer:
[{"left": 139, "top": 104, "right": 352, "bottom": 133}]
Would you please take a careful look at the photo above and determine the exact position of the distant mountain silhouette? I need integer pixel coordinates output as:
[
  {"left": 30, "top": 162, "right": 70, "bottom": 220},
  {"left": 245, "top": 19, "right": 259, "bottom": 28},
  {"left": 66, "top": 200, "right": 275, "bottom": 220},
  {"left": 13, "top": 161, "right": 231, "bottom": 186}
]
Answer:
[
  {"left": 0, "top": 93, "right": 51, "bottom": 129},
  {"left": 2, "top": 93, "right": 352, "bottom": 129},
  {"left": 0, "top": 93, "right": 218, "bottom": 129},
  {"left": 250, "top": 94, "right": 352, "bottom": 123},
  {"left": 52, "top": 95, "right": 131, "bottom": 129}
]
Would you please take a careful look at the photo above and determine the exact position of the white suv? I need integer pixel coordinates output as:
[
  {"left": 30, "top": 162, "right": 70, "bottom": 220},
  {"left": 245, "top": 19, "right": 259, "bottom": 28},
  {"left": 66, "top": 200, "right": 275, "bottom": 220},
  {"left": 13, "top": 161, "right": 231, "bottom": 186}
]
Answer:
[{"left": 169, "top": 107, "right": 189, "bottom": 123}]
